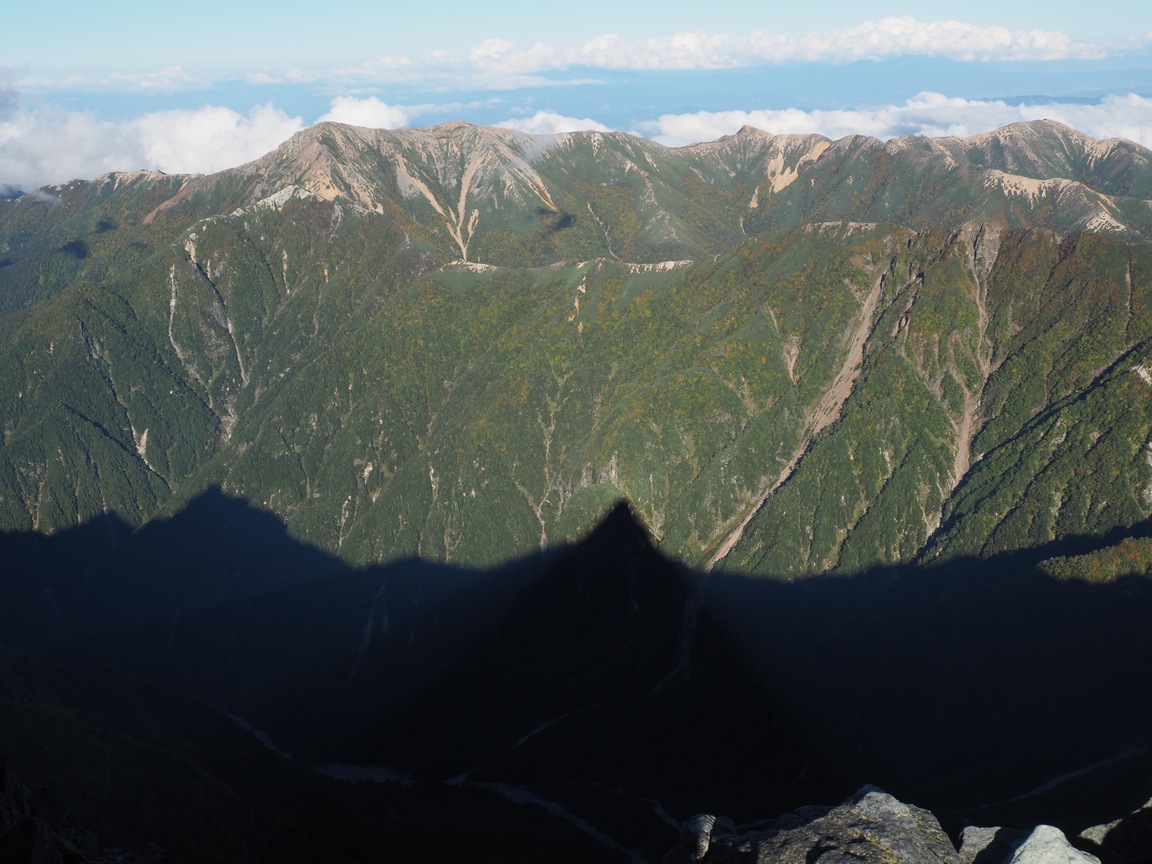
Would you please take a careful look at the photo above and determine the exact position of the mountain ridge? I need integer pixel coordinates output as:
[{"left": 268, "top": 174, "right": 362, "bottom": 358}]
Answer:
[
  {"left": 84, "top": 118, "right": 1152, "bottom": 266},
  {"left": 2, "top": 118, "right": 1152, "bottom": 577}
]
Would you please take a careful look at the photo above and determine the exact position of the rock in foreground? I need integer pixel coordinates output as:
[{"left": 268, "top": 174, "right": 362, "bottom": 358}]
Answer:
[
  {"left": 666, "top": 786, "right": 958, "bottom": 863},
  {"left": 666, "top": 787, "right": 1124, "bottom": 864}
]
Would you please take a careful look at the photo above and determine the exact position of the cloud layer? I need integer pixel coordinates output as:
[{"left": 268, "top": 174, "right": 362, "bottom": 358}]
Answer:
[
  {"left": 495, "top": 110, "right": 612, "bottom": 135},
  {"left": 317, "top": 96, "right": 413, "bottom": 129},
  {"left": 290, "top": 17, "right": 1116, "bottom": 89},
  {"left": 20, "top": 17, "right": 1123, "bottom": 95},
  {"left": 637, "top": 93, "right": 1152, "bottom": 147},
  {"left": 467, "top": 17, "right": 1101, "bottom": 75},
  {"left": 0, "top": 97, "right": 306, "bottom": 192},
  {"left": 5, "top": 14, "right": 1142, "bottom": 191},
  {"left": 4, "top": 90, "right": 1152, "bottom": 193}
]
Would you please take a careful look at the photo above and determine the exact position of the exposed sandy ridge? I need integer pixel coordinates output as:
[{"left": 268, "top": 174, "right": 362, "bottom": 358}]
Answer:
[{"left": 705, "top": 269, "right": 887, "bottom": 570}]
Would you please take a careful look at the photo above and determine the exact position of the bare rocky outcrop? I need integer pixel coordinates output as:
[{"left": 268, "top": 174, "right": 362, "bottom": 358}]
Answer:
[
  {"left": 665, "top": 788, "right": 1145, "bottom": 864},
  {"left": 1005, "top": 826, "right": 1101, "bottom": 864},
  {"left": 665, "top": 787, "right": 959, "bottom": 863}
]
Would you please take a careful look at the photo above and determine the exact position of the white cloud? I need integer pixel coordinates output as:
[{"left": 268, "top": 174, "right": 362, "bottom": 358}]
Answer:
[
  {"left": 5, "top": 84, "right": 1151, "bottom": 194},
  {"left": 0, "top": 94, "right": 427, "bottom": 190},
  {"left": 0, "top": 100, "right": 305, "bottom": 191},
  {"left": 790, "top": 17, "right": 1095, "bottom": 63},
  {"left": 494, "top": 110, "right": 611, "bottom": 135},
  {"left": 245, "top": 66, "right": 321, "bottom": 86},
  {"left": 129, "top": 104, "right": 305, "bottom": 175},
  {"left": 16, "top": 66, "right": 208, "bottom": 93},
  {"left": 636, "top": 93, "right": 1152, "bottom": 149},
  {"left": 13, "top": 17, "right": 1127, "bottom": 106},
  {"left": 1, "top": 104, "right": 142, "bottom": 191},
  {"left": 317, "top": 96, "right": 412, "bottom": 129},
  {"left": 245, "top": 17, "right": 1116, "bottom": 92},
  {"left": 106, "top": 66, "right": 205, "bottom": 91},
  {"left": 457, "top": 17, "right": 1103, "bottom": 75}
]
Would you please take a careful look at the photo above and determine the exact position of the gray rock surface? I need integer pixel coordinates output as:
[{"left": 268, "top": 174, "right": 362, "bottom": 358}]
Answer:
[
  {"left": 1078, "top": 795, "right": 1152, "bottom": 864},
  {"left": 665, "top": 786, "right": 1152, "bottom": 863},
  {"left": 958, "top": 825, "right": 1028, "bottom": 864},
  {"left": 665, "top": 786, "right": 959, "bottom": 863},
  {"left": 1006, "top": 825, "right": 1100, "bottom": 864}
]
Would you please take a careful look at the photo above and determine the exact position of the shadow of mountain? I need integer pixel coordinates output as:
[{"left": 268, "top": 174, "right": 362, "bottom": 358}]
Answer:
[
  {"left": 0, "top": 647, "right": 620, "bottom": 864},
  {"left": 4, "top": 491, "right": 1152, "bottom": 861},
  {"left": 704, "top": 557, "right": 1152, "bottom": 836},
  {"left": 0, "top": 487, "right": 346, "bottom": 650}
]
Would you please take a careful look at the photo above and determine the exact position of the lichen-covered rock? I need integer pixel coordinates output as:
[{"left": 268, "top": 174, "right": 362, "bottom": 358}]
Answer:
[{"left": 665, "top": 786, "right": 959, "bottom": 863}]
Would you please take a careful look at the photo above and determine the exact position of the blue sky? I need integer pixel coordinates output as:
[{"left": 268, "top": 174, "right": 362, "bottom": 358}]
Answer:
[{"left": 2, "top": 1, "right": 1151, "bottom": 191}]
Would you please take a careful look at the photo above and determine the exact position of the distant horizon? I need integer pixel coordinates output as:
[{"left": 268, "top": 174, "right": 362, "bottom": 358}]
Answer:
[{"left": 3, "top": 4, "right": 1151, "bottom": 191}]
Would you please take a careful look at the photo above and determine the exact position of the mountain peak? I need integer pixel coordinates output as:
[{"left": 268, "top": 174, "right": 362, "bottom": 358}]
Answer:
[{"left": 437, "top": 119, "right": 477, "bottom": 130}]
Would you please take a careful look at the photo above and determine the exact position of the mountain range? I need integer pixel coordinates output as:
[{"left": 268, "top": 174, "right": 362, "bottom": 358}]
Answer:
[
  {"left": 2, "top": 118, "right": 1152, "bottom": 575},
  {"left": 3, "top": 118, "right": 1152, "bottom": 860}
]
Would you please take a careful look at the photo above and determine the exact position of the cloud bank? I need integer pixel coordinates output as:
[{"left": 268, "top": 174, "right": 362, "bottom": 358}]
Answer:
[
  {"left": 290, "top": 17, "right": 1115, "bottom": 88},
  {"left": 466, "top": 17, "right": 1101, "bottom": 75},
  {"left": 24, "top": 17, "right": 1120, "bottom": 95},
  {"left": 317, "top": 96, "right": 413, "bottom": 129},
  {"left": 0, "top": 97, "right": 306, "bottom": 192},
  {"left": 4, "top": 89, "right": 1152, "bottom": 193},
  {"left": 495, "top": 111, "right": 612, "bottom": 135},
  {"left": 637, "top": 93, "right": 1152, "bottom": 147}
]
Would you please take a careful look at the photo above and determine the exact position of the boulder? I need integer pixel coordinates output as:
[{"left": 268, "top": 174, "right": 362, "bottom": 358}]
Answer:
[
  {"left": 1006, "top": 825, "right": 1100, "bottom": 864},
  {"left": 665, "top": 786, "right": 958, "bottom": 863}
]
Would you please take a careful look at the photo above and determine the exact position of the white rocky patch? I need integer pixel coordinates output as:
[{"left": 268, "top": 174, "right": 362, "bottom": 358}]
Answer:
[
  {"left": 625, "top": 260, "right": 693, "bottom": 273},
  {"left": 230, "top": 185, "right": 321, "bottom": 217},
  {"left": 1082, "top": 208, "right": 1128, "bottom": 233},
  {"left": 763, "top": 141, "right": 831, "bottom": 194},
  {"left": 1145, "top": 442, "right": 1152, "bottom": 505},
  {"left": 983, "top": 170, "right": 1065, "bottom": 204},
  {"left": 441, "top": 260, "right": 498, "bottom": 272}
]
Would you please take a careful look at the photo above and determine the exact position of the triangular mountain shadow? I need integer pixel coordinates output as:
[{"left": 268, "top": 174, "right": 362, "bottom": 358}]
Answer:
[{"left": 5, "top": 494, "right": 1152, "bottom": 860}]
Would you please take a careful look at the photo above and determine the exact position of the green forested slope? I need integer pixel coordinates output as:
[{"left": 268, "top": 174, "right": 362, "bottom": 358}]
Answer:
[{"left": 2, "top": 119, "right": 1151, "bottom": 576}]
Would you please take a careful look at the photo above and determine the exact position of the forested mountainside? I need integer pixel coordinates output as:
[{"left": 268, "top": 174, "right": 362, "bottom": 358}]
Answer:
[
  {"left": 2, "top": 118, "right": 1151, "bottom": 575},
  {"left": 5, "top": 118, "right": 1152, "bottom": 861}
]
